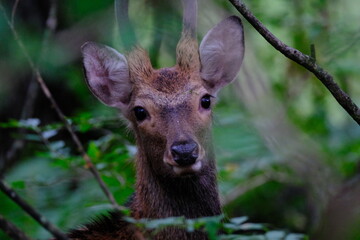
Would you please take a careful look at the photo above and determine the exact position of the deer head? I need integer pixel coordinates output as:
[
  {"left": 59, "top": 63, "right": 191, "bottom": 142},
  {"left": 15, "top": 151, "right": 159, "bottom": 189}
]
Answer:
[{"left": 80, "top": 0, "right": 244, "bottom": 178}]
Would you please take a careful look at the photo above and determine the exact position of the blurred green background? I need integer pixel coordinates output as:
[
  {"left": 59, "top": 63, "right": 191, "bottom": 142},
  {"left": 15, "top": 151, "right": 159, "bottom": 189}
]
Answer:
[{"left": 0, "top": 0, "right": 359, "bottom": 239}]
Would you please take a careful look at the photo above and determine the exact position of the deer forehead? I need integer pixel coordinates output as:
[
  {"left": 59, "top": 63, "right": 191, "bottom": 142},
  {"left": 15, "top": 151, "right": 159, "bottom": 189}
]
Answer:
[
  {"left": 132, "top": 68, "right": 206, "bottom": 107},
  {"left": 133, "top": 85, "right": 205, "bottom": 108}
]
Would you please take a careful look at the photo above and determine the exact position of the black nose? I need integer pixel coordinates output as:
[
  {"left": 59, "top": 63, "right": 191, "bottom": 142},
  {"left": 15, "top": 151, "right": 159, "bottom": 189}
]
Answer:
[{"left": 171, "top": 140, "right": 198, "bottom": 166}]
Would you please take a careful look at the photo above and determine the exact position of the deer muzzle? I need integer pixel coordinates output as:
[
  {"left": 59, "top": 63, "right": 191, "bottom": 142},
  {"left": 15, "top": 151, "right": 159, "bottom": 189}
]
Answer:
[
  {"left": 164, "top": 138, "right": 204, "bottom": 175},
  {"left": 171, "top": 140, "right": 199, "bottom": 166}
]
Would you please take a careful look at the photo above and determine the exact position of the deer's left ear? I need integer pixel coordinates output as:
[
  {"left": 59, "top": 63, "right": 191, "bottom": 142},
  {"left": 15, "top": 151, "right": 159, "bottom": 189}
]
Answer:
[
  {"left": 81, "top": 42, "right": 132, "bottom": 112},
  {"left": 199, "top": 16, "right": 244, "bottom": 94}
]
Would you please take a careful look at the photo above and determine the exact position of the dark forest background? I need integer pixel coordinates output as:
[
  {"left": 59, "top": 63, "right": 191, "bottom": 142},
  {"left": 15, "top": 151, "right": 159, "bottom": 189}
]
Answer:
[{"left": 0, "top": 0, "right": 359, "bottom": 239}]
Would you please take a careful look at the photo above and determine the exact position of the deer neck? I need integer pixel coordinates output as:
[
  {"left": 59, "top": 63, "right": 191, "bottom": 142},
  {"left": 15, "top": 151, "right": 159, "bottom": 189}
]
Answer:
[{"left": 131, "top": 150, "right": 221, "bottom": 219}]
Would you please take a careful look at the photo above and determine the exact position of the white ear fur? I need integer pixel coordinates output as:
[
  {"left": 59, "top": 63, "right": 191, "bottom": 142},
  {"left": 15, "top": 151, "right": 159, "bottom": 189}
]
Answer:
[
  {"left": 81, "top": 42, "right": 131, "bottom": 111},
  {"left": 199, "top": 16, "right": 245, "bottom": 94}
]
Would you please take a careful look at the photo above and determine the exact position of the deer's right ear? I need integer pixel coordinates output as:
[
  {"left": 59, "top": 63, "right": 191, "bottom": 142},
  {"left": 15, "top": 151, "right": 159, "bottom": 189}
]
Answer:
[
  {"left": 199, "top": 16, "right": 244, "bottom": 94},
  {"left": 81, "top": 42, "right": 132, "bottom": 111}
]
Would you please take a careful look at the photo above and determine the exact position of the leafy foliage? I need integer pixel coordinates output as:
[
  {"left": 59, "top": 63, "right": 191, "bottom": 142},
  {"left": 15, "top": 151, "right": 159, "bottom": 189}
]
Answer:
[
  {"left": 1, "top": 0, "right": 360, "bottom": 239},
  {"left": 124, "top": 214, "right": 307, "bottom": 240}
]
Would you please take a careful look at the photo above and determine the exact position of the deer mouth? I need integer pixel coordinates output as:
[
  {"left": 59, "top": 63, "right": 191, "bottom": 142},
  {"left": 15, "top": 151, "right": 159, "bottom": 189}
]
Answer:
[
  {"left": 172, "top": 160, "right": 202, "bottom": 175},
  {"left": 164, "top": 142, "right": 205, "bottom": 176}
]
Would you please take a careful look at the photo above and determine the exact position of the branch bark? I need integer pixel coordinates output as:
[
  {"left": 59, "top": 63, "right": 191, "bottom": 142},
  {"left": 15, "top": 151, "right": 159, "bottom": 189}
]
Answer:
[
  {"left": 0, "top": 214, "right": 32, "bottom": 240},
  {"left": 229, "top": 0, "right": 360, "bottom": 125},
  {"left": 0, "top": 180, "right": 68, "bottom": 240}
]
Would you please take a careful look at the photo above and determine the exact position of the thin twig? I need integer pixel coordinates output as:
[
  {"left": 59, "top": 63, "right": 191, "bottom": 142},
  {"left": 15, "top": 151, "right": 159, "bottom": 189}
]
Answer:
[
  {"left": 0, "top": 3, "right": 121, "bottom": 209},
  {"left": 229, "top": 0, "right": 360, "bottom": 125},
  {"left": 0, "top": 214, "right": 32, "bottom": 240},
  {"left": 33, "top": 68, "right": 121, "bottom": 210},
  {"left": 38, "top": 0, "right": 58, "bottom": 65},
  {"left": 22, "top": 0, "right": 58, "bottom": 116},
  {"left": 4, "top": 0, "right": 59, "bottom": 174},
  {"left": 0, "top": 216, "right": 30, "bottom": 240},
  {"left": 0, "top": 180, "right": 68, "bottom": 240},
  {"left": 11, "top": 0, "right": 19, "bottom": 26}
]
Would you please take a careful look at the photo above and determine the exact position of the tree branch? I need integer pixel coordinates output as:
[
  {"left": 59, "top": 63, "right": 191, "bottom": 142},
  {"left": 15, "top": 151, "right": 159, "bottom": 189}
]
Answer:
[
  {"left": 0, "top": 214, "right": 32, "bottom": 240},
  {"left": 3, "top": 0, "right": 58, "bottom": 174},
  {"left": 10, "top": 0, "right": 19, "bottom": 26},
  {"left": 0, "top": 3, "right": 121, "bottom": 210},
  {"left": 0, "top": 180, "right": 68, "bottom": 240},
  {"left": 229, "top": 0, "right": 360, "bottom": 125}
]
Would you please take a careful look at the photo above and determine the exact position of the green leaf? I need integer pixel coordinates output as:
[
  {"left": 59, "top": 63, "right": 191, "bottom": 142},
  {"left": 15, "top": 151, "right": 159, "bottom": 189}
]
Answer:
[
  {"left": 87, "top": 141, "right": 101, "bottom": 160},
  {"left": 185, "top": 219, "right": 195, "bottom": 232},
  {"left": 265, "top": 231, "right": 286, "bottom": 239},
  {"left": 42, "top": 129, "right": 58, "bottom": 139},
  {"left": 24, "top": 133, "right": 41, "bottom": 141},
  {"left": 284, "top": 234, "right": 307, "bottom": 240},
  {"left": 144, "top": 216, "right": 185, "bottom": 230},
  {"left": 0, "top": 119, "right": 21, "bottom": 128},
  {"left": 240, "top": 223, "right": 266, "bottom": 231},
  {"left": 19, "top": 118, "right": 40, "bottom": 128},
  {"left": 50, "top": 141, "right": 65, "bottom": 151},
  {"left": 230, "top": 216, "right": 248, "bottom": 225},
  {"left": 205, "top": 220, "right": 221, "bottom": 240},
  {"left": 223, "top": 223, "right": 242, "bottom": 233},
  {"left": 11, "top": 180, "right": 26, "bottom": 189}
]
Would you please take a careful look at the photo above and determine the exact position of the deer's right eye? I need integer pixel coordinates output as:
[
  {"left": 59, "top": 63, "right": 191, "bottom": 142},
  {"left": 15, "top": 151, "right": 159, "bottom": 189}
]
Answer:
[
  {"left": 134, "top": 107, "right": 148, "bottom": 121},
  {"left": 200, "top": 95, "right": 212, "bottom": 110}
]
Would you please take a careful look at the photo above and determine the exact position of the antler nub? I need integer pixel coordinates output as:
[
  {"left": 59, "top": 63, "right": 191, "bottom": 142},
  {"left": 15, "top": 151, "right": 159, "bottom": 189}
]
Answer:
[
  {"left": 127, "top": 47, "right": 154, "bottom": 83},
  {"left": 176, "top": 0, "right": 200, "bottom": 71}
]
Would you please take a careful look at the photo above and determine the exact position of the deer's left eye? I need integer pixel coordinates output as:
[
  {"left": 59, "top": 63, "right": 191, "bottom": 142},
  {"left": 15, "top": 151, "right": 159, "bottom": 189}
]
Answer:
[
  {"left": 134, "top": 107, "right": 148, "bottom": 121},
  {"left": 200, "top": 95, "right": 211, "bottom": 109}
]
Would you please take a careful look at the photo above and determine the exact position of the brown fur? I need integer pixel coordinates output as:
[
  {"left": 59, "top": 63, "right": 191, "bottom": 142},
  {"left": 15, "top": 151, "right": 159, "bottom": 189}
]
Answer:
[
  {"left": 127, "top": 47, "right": 154, "bottom": 83},
  {"left": 72, "top": 1, "right": 245, "bottom": 238},
  {"left": 127, "top": 59, "right": 221, "bottom": 238},
  {"left": 176, "top": 33, "right": 200, "bottom": 71},
  {"left": 70, "top": 45, "right": 220, "bottom": 239}
]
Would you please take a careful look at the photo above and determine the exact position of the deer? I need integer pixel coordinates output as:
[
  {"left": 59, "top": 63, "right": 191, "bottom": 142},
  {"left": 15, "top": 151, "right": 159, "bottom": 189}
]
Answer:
[{"left": 68, "top": 0, "right": 244, "bottom": 239}]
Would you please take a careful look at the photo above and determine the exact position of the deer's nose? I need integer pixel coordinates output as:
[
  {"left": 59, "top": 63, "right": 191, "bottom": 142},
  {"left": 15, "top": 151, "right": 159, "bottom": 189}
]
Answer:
[{"left": 171, "top": 140, "right": 198, "bottom": 166}]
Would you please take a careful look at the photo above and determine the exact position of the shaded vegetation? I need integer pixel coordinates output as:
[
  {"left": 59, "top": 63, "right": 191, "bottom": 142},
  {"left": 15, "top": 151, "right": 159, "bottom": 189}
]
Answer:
[{"left": 0, "top": 0, "right": 359, "bottom": 239}]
